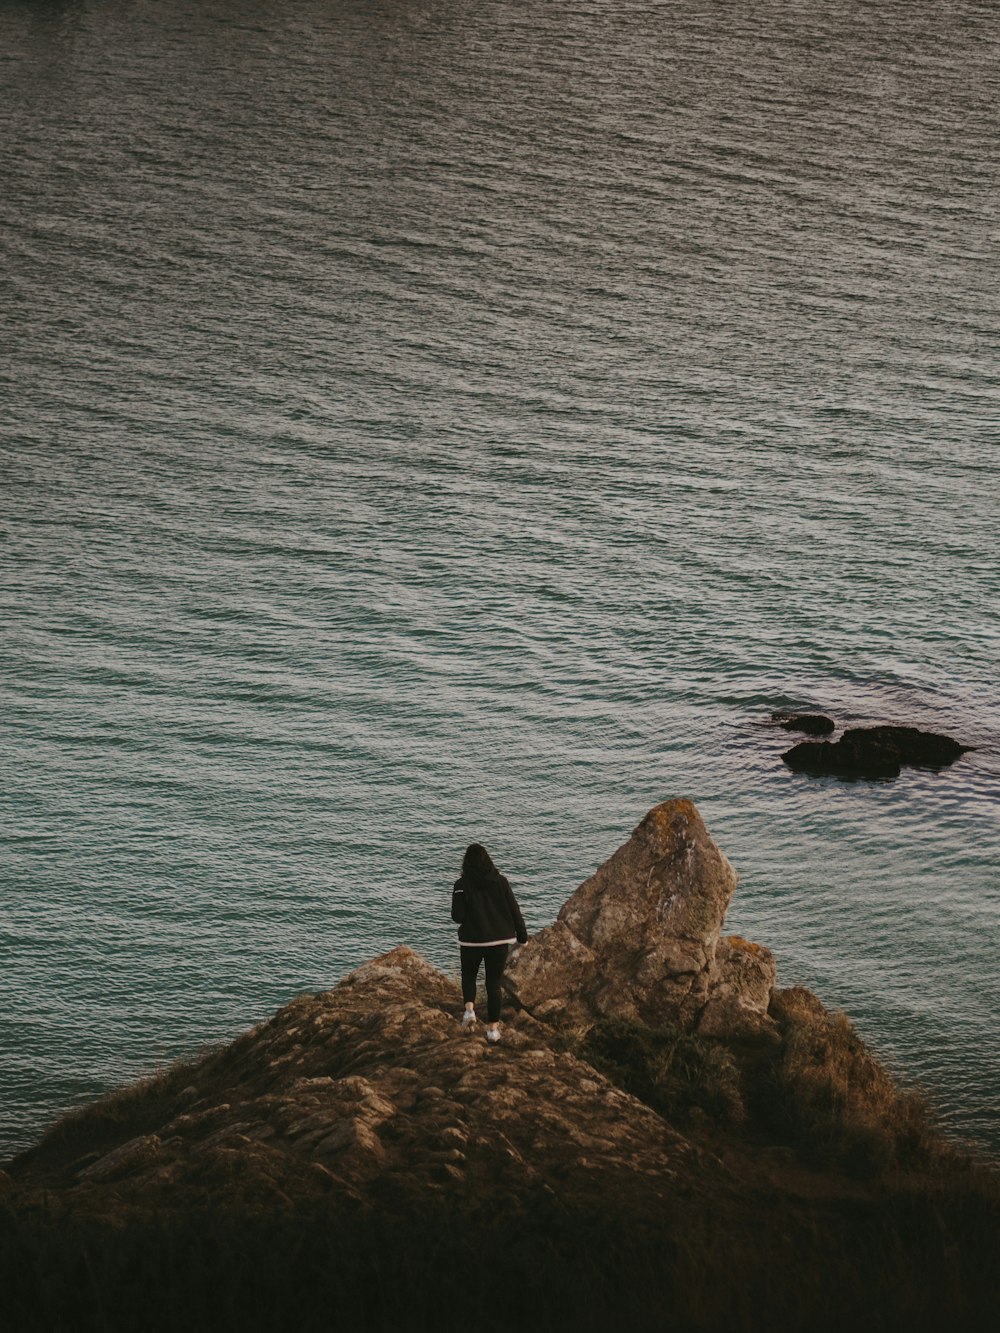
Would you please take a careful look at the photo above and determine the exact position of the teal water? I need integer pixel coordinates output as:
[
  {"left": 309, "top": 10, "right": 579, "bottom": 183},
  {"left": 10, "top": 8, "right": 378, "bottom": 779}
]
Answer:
[{"left": 1, "top": 0, "right": 998, "bottom": 1159}]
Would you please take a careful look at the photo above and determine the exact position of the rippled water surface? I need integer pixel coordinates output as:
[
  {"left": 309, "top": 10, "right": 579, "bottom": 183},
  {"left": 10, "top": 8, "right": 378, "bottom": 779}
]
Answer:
[{"left": 2, "top": 0, "right": 998, "bottom": 1158}]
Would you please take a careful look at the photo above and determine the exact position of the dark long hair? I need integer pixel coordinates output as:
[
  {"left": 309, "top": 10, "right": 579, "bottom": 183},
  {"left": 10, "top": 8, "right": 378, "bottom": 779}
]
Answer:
[{"left": 461, "top": 842, "right": 498, "bottom": 885}]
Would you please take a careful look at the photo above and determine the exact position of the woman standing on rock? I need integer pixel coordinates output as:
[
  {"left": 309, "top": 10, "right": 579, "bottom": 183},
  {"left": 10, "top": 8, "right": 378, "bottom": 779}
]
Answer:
[{"left": 451, "top": 843, "right": 528, "bottom": 1044}]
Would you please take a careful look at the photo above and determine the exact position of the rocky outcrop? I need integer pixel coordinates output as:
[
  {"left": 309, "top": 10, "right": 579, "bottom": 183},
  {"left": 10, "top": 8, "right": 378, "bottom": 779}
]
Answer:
[
  {"left": 8, "top": 946, "right": 702, "bottom": 1218},
  {"left": 504, "top": 799, "right": 776, "bottom": 1038},
  {"left": 4, "top": 806, "right": 997, "bottom": 1333},
  {"left": 0, "top": 802, "right": 842, "bottom": 1211},
  {"left": 782, "top": 725, "right": 971, "bottom": 780}
]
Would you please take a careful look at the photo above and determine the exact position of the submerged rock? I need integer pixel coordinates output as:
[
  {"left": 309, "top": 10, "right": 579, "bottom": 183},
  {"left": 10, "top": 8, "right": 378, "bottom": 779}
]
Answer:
[
  {"left": 505, "top": 799, "right": 775, "bottom": 1037},
  {"left": 782, "top": 725, "right": 971, "bottom": 781},
  {"left": 772, "top": 711, "right": 835, "bottom": 736}
]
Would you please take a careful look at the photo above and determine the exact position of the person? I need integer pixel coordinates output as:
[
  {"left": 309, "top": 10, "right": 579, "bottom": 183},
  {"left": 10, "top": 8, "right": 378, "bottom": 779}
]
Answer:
[{"left": 451, "top": 842, "right": 528, "bottom": 1044}]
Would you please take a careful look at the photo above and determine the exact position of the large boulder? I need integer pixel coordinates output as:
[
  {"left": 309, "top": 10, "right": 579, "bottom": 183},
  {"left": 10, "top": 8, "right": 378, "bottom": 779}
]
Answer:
[{"left": 505, "top": 799, "right": 774, "bottom": 1035}]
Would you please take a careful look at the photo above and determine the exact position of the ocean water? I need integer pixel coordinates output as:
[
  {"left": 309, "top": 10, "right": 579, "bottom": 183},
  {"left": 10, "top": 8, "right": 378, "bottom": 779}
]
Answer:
[{"left": 1, "top": 0, "right": 998, "bottom": 1160}]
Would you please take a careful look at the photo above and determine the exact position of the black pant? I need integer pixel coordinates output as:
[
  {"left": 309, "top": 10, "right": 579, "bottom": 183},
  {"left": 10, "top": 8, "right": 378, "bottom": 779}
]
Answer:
[{"left": 460, "top": 944, "right": 509, "bottom": 1023}]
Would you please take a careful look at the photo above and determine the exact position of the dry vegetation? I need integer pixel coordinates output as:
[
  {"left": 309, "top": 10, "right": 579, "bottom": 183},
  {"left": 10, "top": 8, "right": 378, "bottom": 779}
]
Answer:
[
  {"left": 763, "top": 987, "right": 946, "bottom": 1174},
  {"left": 573, "top": 986, "right": 987, "bottom": 1182}
]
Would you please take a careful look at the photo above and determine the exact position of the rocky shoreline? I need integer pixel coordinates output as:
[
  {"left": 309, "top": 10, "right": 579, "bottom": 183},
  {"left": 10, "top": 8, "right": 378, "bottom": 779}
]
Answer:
[{"left": 2, "top": 801, "right": 997, "bottom": 1332}]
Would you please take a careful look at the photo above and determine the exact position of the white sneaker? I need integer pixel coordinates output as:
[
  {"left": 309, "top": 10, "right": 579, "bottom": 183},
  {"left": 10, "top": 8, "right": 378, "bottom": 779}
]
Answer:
[
  {"left": 486, "top": 1025, "right": 501, "bottom": 1044},
  {"left": 461, "top": 1010, "right": 477, "bottom": 1029}
]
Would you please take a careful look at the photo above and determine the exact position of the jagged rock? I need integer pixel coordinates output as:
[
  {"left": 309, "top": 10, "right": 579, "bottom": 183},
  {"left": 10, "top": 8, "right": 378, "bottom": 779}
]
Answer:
[
  {"left": 78, "top": 1134, "right": 162, "bottom": 1182},
  {"left": 772, "top": 711, "right": 835, "bottom": 736},
  {"left": 699, "top": 937, "right": 779, "bottom": 1040},
  {"left": 783, "top": 725, "right": 971, "bottom": 780},
  {"left": 314, "top": 1118, "right": 387, "bottom": 1176},
  {"left": 505, "top": 799, "right": 771, "bottom": 1034},
  {"left": 502, "top": 920, "right": 599, "bottom": 1023},
  {"left": 4, "top": 804, "right": 791, "bottom": 1214}
]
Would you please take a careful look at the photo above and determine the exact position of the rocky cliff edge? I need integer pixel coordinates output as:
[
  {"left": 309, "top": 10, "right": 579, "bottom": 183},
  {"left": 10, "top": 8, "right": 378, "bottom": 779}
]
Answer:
[{"left": 2, "top": 801, "right": 997, "bottom": 1333}]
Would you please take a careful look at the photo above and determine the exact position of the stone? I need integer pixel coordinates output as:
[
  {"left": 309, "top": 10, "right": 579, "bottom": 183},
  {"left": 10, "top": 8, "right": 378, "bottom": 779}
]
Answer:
[
  {"left": 782, "top": 725, "right": 971, "bottom": 781},
  {"left": 434, "top": 1162, "right": 465, "bottom": 1184},
  {"left": 783, "top": 736, "right": 900, "bottom": 779},
  {"left": 698, "top": 937, "right": 779, "bottom": 1040},
  {"left": 505, "top": 800, "right": 744, "bottom": 1028},
  {"left": 499, "top": 920, "right": 598, "bottom": 1021},
  {"left": 768, "top": 985, "right": 830, "bottom": 1027},
  {"left": 437, "top": 1127, "right": 468, "bottom": 1148},
  {"left": 315, "top": 1118, "right": 387, "bottom": 1171},
  {"left": 78, "top": 1134, "right": 162, "bottom": 1183}
]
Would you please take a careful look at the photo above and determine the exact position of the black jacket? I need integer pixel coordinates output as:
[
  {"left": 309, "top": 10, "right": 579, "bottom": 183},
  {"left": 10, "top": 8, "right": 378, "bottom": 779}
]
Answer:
[{"left": 451, "top": 871, "right": 528, "bottom": 946}]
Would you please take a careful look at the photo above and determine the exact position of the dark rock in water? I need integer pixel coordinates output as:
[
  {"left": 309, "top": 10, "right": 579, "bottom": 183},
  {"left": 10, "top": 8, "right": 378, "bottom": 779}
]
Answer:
[
  {"left": 772, "top": 712, "right": 835, "bottom": 736},
  {"left": 782, "top": 725, "right": 971, "bottom": 780},
  {"left": 783, "top": 737, "right": 901, "bottom": 779},
  {"left": 845, "top": 726, "right": 970, "bottom": 767}
]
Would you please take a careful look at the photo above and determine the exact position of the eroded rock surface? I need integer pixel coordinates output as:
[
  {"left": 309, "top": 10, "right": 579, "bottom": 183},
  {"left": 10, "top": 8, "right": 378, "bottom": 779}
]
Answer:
[
  {"left": 505, "top": 799, "right": 776, "bottom": 1037},
  {"left": 698, "top": 937, "right": 778, "bottom": 1040},
  {"left": 9, "top": 945, "right": 701, "bottom": 1218}
]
